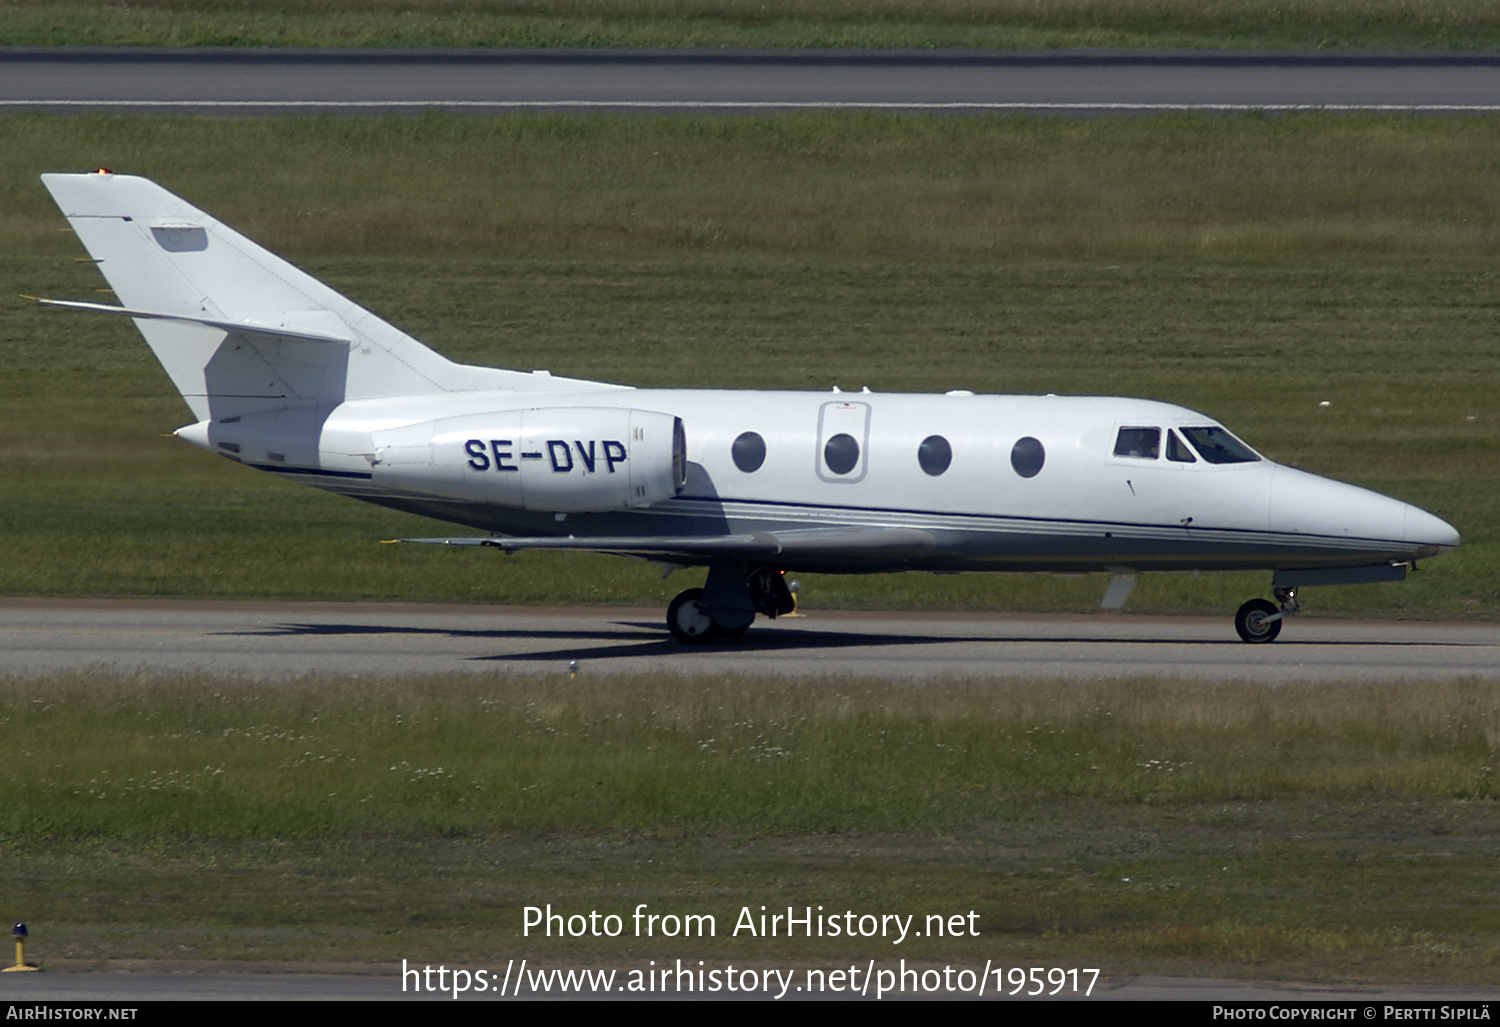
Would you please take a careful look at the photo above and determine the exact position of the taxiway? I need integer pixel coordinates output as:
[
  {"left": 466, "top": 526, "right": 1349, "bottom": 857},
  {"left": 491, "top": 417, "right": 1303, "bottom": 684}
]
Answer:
[
  {"left": 3, "top": 47, "right": 1500, "bottom": 113},
  {"left": 1, "top": 599, "right": 1494, "bottom": 682}
]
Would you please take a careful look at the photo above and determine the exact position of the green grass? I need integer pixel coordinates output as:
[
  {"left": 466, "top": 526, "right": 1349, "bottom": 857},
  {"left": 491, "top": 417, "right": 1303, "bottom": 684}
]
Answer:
[
  {"left": 12, "top": 113, "right": 1500, "bottom": 263},
  {"left": 3, "top": 671, "right": 1497, "bottom": 978},
  {"left": 5, "top": 671, "right": 1496, "bottom": 839},
  {"left": 9, "top": 804, "right": 1500, "bottom": 980},
  {"left": 9, "top": 0, "right": 1500, "bottom": 50}
]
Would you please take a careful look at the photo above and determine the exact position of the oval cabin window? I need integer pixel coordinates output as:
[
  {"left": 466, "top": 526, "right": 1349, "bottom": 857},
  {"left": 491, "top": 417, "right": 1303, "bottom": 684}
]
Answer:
[
  {"left": 731, "top": 431, "right": 766, "bottom": 473},
  {"left": 1010, "top": 437, "right": 1045, "bottom": 478},
  {"left": 918, "top": 435, "right": 952, "bottom": 476},
  {"left": 823, "top": 433, "right": 860, "bottom": 475}
]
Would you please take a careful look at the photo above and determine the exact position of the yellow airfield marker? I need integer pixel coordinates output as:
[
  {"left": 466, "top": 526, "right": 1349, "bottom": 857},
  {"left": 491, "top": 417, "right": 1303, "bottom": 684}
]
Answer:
[{"left": 3, "top": 923, "right": 39, "bottom": 972}]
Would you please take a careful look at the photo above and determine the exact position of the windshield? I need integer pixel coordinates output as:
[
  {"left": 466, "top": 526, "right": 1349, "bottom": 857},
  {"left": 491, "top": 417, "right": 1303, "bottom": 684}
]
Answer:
[{"left": 1180, "top": 426, "right": 1260, "bottom": 464}]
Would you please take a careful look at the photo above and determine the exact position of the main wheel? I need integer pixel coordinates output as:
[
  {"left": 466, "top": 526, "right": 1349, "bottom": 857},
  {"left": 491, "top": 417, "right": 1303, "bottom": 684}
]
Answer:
[
  {"left": 1234, "top": 598, "right": 1282, "bottom": 644},
  {"left": 667, "top": 588, "right": 717, "bottom": 643}
]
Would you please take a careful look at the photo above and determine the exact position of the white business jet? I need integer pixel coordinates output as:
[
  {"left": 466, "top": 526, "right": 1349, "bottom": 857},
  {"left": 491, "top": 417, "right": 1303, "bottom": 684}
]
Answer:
[{"left": 35, "top": 172, "right": 1460, "bottom": 643}]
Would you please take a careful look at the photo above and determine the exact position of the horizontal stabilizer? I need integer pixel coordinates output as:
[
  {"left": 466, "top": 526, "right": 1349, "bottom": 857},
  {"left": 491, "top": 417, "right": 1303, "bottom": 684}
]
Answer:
[
  {"left": 31, "top": 297, "right": 352, "bottom": 344},
  {"left": 393, "top": 526, "right": 937, "bottom": 563}
]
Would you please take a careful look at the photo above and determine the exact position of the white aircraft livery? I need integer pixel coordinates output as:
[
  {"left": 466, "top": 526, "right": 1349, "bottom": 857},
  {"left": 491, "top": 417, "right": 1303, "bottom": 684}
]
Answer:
[{"left": 36, "top": 171, "right": 1460, "bottom": 643}]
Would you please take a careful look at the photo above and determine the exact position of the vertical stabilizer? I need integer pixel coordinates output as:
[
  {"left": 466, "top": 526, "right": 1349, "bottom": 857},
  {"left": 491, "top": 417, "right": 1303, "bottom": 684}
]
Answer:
[{"left": 41, "top": 172, "right": 604, "bottom": 421}]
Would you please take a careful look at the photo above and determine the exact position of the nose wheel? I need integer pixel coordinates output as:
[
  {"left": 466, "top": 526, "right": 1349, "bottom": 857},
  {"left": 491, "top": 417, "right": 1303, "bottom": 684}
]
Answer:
[
  {"left": 1234, "top": 587, "right": 1300, "bottom": 644},
  {"left": 1234, "top": 599, "right": 1281, "bottom": 643}
]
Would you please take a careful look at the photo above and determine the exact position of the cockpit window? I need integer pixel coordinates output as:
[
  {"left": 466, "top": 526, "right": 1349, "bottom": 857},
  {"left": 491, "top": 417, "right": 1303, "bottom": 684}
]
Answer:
[
  {"left": 1166, "top": 429, "right": 1197, "bottom": 463},
  {"left": 1114, "top": 427, "right": 1160, "bottom": 459},
  {"left": 1180, "top": 426, "right": 1260, "bottom": 464}
]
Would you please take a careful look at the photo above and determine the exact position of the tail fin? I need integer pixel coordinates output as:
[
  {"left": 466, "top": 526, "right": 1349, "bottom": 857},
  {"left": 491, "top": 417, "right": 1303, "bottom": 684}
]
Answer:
[{"left": 41, "top": 172, "right": 604, "bottom": 421}]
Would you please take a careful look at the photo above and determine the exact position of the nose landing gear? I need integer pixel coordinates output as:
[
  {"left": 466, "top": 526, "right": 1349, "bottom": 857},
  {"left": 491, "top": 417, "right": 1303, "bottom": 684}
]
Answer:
[{"left": 1234, "top": 586, "right": 1300, "bottom": 644}]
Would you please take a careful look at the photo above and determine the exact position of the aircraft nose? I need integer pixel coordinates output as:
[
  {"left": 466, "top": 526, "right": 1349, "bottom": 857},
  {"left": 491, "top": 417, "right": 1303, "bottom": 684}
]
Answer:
[
  {"left": 1269, "top": 466, "right": 1406, "bottom": 540},
  {"left": 1269, "top": 466, "right": 1460, "bottom": 557},
  {"left": 1404, "top": 504, "right": 1460, "bottom": 552}
]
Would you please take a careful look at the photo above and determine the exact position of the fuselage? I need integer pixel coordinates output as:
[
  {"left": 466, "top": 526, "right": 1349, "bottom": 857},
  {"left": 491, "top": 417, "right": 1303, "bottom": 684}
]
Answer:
[{"left": 187, "top": 388, "right": 1460, "bottom": 576}]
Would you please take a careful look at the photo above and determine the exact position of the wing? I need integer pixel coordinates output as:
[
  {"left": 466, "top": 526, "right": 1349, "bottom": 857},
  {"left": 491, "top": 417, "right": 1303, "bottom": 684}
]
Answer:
[{"left": 390, "top": 526, "right": 938, "bottom": 565}]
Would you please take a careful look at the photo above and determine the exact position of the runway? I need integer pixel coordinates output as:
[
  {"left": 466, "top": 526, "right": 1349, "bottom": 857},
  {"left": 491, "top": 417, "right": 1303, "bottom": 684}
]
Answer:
[
  {"left": 1, "top": 599, "right": 1495, "bottom": 682},
  {"left": 4, "top": 47, "right": 1500, "bottom": 113}
]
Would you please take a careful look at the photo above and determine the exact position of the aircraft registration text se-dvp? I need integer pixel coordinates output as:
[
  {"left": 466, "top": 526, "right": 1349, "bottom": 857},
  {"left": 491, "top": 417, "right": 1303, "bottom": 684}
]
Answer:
[{"left": 464, "top": 438, "right": 629, "bottom": 475}]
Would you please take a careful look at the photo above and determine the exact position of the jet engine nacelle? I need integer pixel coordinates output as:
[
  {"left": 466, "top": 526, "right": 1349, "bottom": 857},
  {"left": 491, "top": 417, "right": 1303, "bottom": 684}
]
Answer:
[{"left": 370, "top": 407, "right": 686, "bottom": 512}]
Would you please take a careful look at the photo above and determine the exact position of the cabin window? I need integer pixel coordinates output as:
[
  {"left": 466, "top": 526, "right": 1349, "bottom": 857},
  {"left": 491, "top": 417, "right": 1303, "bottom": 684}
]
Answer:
[
  {"left": 917, "top": 435, "right": 952, "bottom": 476},
  {"left": 1166, "top": 429, "right": 1197, "bottom": 463},
  {"left": 731, "top": 431, "right": 766, "bottom": 473},
  {"left": 1114, "top": 427, "right": 1160, "bottom": 459},
  {"left": 1011, "top": 436, "right": 1045, "bottom": 478},
  {"left": 824, "top": 433, "right": 860, "bottom": 475},
  {"left": 1181, "top": 426, "right": 1260, "bottom": 464}
]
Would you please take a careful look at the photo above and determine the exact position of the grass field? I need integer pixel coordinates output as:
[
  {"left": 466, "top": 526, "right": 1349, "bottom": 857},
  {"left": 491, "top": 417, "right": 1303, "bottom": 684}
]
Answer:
[
  {"left": 3, "top": 670, "right": 1497, "bottom": 980},
  {"left": 9, "top": 0, "right": 1500, "bottom": 51},
  {"left": 1, "top": 112, "right": 1496, "bottom": 617}
]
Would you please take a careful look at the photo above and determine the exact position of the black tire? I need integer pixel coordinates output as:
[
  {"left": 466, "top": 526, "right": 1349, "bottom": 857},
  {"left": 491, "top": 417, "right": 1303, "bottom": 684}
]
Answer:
[
  {"left": 667, "top": 588, "right": 717, "bottom": 643},
  {"left": 1234, "top": 598, "right": 1282, "bottom": 644}
]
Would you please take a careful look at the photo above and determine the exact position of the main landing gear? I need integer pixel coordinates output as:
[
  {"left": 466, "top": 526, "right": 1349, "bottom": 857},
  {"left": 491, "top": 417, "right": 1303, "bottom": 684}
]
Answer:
[
  {"left": 1234, "top": 586, "right": 1301, "bottom": 644},
  {"left": 666, "top": 563, "right": 797, "bottom": 643}
]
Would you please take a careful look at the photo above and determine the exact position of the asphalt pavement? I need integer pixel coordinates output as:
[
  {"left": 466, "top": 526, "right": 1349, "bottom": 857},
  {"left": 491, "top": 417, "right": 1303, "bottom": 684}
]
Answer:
[
  {"left": 4, "top": 47, "right": 1500, "bottom": 113},
  {"left": 1, "top": 599, "right": 1495, "bottom": 682}
]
